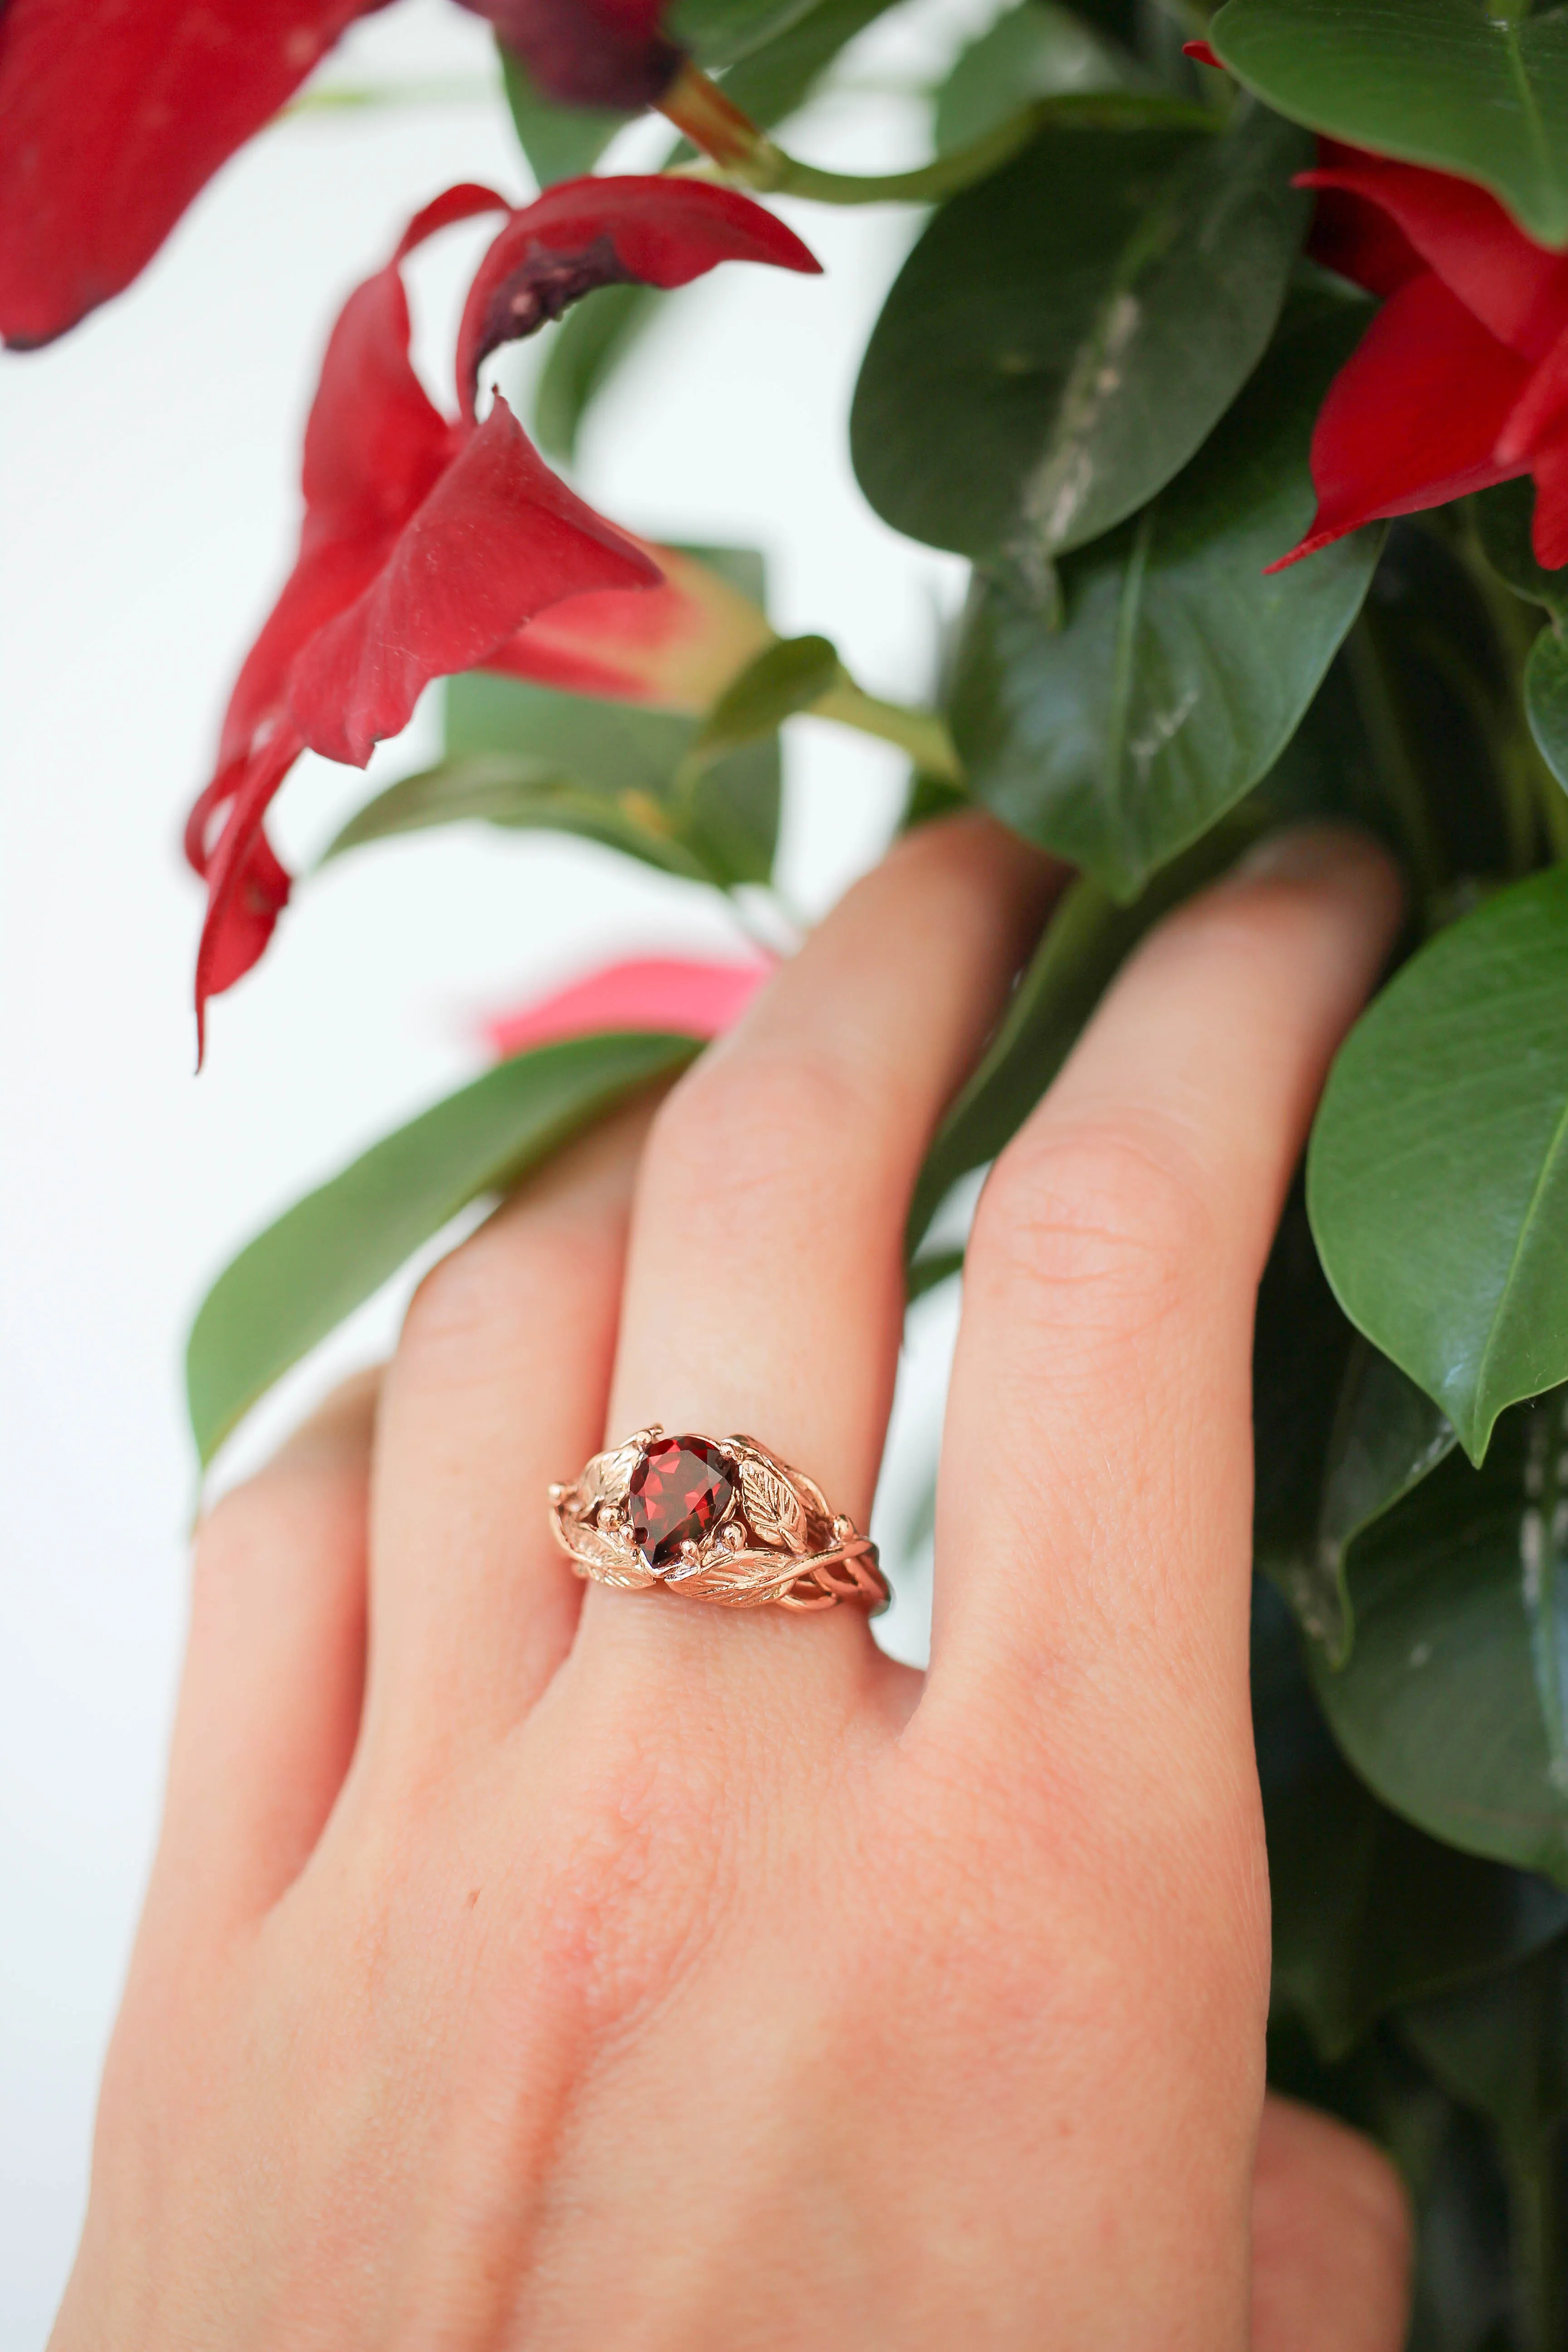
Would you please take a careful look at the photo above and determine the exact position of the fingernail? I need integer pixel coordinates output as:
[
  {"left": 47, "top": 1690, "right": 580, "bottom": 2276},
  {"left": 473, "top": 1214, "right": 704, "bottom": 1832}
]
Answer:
[{"left": 1232, "top": 821, "right": 1382, "bottom": 885}]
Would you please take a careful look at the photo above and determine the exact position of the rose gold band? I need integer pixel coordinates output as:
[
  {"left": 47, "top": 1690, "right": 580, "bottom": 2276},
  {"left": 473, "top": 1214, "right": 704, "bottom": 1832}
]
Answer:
[{"left": 549, "top": 1426, "right": 890, "bottom": 1614}]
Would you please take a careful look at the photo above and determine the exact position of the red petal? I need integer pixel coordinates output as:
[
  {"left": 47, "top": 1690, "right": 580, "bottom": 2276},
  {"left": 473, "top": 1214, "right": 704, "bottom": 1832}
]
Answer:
[
  {"left": 192, "top": 730, "right": 304, "bottom": 1062},
  {"left": 485, "top": 543, "right": 773, "bottom": 710},
  {"left": 1499, "top": 311, "right": 1568, "bottom": 462},
  {"left": 456, "top": 177, "right": 819, "bottom": 414},
  {"left": 1299, "top": 145, "right": 1568, "bottom": 358},
  {"left": 1269, "top": 271, "right": 1529, "bottom": 570},
  {"left": 485, "top": 954, "right": 773, "bottom": 1058},
  {"left": 1530, "top": 433, "right": 1568, "bottom": 569},
  {"left": 0, "top": 0, "right": 382, "bottom": 347},
  {"left": 289, "top": 396, "right": 662, "bottom": 765},
  {"left": 1182, "top": 39, "right": 1223, "bottom": 69},
  {"left": 1307, "top": 187, "right": 1425, "bottom": 300},
  {"left": 458, "top": 0, "right": 682, "bottom": 110}
]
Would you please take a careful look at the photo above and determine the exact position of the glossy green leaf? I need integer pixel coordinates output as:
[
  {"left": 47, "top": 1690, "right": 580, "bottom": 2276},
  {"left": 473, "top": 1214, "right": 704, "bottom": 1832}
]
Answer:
[
  {"left": 689, "top": 633, "right": 842, "bottom": 770},
  {"left": 326, "top": 673, "right": 780, "bottom": 889},
  {"left": 1252, "top": 1176, "right": 1457, "bottom": 1666},
  {"left": 906, "top": 811, "right": 1264, "bottom": 1252},
  {"left": 499, "top": 40, "right": 626, "bottom": 186},
  {"left": 850, "top": 100, "right": 1308, "bottom": 567},
  {"left": 1473, "top": 481, "right": 1568, "bottom": 625},
  {"left": 1309, "top": 867, "right": 1568, "bottom": 1463},
  {"left": 1528, "top": 628, "right": 1568, "bottom": 797},
  {"left": 671, "top": 0, "right": 820, "bottom": 67},
  {"left": 1255, "top": 1580, "right": 1568, "bottom": 2063},
  {"left": 1211, "top": 0, "right": 1568, "bottom": 250},
  {"left": 187, "top": 1032, "right": 701, "bottom": 1466},
  {"left": 934, "top": 0, "right": 1143, "bottom": 153},
  {"left": 947, "top": 304, "right": 1382, "bottom": 898},
  {"left": 1310, "top": 1388, "right": 1568, "bottom": 1884}
]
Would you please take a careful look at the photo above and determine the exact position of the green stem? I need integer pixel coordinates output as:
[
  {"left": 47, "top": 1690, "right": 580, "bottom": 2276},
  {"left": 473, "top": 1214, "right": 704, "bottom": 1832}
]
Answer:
[
  {"left": 1343, "top": 612, "right": 1446, "bottom": 906},
  {"left": 812, "top": 678, "right": 965, "bottom": 780},
  {"left": 685, "top": 92, "right": 1215, "bottom": 209},
  {"left": 1455, "top": 511, "right": 1568, "bottom": 867}
]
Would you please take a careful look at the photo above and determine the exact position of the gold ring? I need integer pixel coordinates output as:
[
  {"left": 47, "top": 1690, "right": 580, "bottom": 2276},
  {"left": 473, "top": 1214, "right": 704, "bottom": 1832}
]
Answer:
[{"left": 549, "top": 1426, "right": 889, "bottom": 1613}]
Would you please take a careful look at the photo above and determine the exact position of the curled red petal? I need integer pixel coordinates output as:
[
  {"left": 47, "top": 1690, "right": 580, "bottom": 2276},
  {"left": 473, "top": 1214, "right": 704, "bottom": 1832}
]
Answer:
[
  {"left": 289, "top": 396, "right": 662, "bottom": 765},
  {"left": 1307, "top": 186, "right": 1425, "bottom": 300},
  {"left": 458, "top": 0, "right": 683, "bottom": 110},
  {"left": 1499, "top": 313, "right": 1568, "bottom": 463},
  {"left": 1182, "top": 39, "right": 1223, "bottom": 69},
  {"left": 456, "top": 177, "right": 820, "bottom": 414},
  {"left": 1268, "top": 271, "right": 1529, "bottom": 571},
  {"left": 393, "top": 181, "right": 510, "bottom": 262},
  {"left": 485, "top": 954, "right": 773, "bottom": 1058},
  {"left": 192, "top": 730, "right": 304, "bottom": 1062},
  {"left": 1298, "top": 144, "right": 1568, "bottom": 358},
  {"left": 0, "top": 0, "right": 383, "bottom": 347}
]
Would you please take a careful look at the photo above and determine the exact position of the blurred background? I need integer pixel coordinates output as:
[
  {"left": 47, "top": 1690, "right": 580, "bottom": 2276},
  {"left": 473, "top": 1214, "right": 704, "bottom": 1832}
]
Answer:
[{"left": 0, "top": 0, "right": 991, "bottom": 2334}]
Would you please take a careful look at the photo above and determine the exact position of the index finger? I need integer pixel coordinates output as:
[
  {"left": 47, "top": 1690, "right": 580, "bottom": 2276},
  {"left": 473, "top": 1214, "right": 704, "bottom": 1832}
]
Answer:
[{"left": 926, "top": 825, "right": 1402, "bottom": 1723}]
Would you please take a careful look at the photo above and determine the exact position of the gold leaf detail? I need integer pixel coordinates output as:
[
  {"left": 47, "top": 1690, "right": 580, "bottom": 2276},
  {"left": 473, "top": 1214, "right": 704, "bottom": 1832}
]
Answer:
[{"left": 739, "top": 1453, "right": 810, "bottom": 1553}]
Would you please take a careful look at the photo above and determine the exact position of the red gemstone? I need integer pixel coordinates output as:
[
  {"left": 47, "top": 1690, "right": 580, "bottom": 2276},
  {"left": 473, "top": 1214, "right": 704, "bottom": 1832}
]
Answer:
[{"left": 628, "top": 1436, "right": 735, "bottom": 1570}]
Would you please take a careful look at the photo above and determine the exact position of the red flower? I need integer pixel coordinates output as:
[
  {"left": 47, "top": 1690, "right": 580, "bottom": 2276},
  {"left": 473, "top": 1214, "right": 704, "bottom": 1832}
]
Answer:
[
  {"left": 484, "top": 952, "right": 773, "bottom": 1057},
  {"left": 0, "top": 0, "right": 385, "bottom": 348},
  {"left": 0, "top": 0, "right": 698, "bottom": 348},
  {"left": 186, "top": 176, "right": 817, "bottom": 1054},
  {"left": 485, "top": 544, "right": 775, "bottom": 709},
  {"left": 462, "top": 0, "right": 683, "bottom": 111},
  {"left": 1274, "top": 142, "right": 1568, "bottom": 572}
]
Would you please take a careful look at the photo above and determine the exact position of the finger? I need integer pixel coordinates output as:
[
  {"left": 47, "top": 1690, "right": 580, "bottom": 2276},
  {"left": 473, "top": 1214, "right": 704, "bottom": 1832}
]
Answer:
[
  {"left": 1251, "top": 2095, "right": 1412, "bottom": 2352},
  {"left": 363, "top": 1101, "right": 654, "bottom": 1761},
  {"left": 580, "top": 813, "right": 1060, "bottom": 1711},
  {"left": 931, "top": 827, "right": 1403, "bottom": 1706},
  {"left": 150, "top": 1370, "right": 377, "bottom": 1931}
]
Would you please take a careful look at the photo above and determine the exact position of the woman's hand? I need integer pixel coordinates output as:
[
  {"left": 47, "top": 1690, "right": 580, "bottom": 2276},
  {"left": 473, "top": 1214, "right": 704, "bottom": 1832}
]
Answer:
[{"left": 54, "top": 815, "right": 1411, "bottom": 2350}]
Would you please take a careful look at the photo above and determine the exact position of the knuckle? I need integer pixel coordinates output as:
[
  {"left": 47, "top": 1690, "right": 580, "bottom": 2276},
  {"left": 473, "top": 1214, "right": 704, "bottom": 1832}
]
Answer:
[
  {"left": 974, "top": 1117, "right": 1218, "bottom": 1331},
  {"left": 645, "top": 1044, "right": 862, "bottom": 1219}
]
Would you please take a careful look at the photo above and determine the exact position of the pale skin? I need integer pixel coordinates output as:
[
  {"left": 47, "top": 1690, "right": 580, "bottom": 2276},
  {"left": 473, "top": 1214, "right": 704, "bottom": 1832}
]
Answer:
[{"left": 56, "top": 814, "right": 1413, "bottom": 2350}]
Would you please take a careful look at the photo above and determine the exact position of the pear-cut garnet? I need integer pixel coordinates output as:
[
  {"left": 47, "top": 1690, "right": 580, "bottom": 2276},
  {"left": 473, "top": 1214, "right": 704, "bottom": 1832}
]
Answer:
[{"left": 628, "top": 1436, "right": 735, "bottom": 1571}]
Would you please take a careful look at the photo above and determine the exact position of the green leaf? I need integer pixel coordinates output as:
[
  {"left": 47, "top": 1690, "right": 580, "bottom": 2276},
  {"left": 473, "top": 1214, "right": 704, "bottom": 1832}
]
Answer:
[
  {"left": 1310, "top": 1387, "right": 1568, "bottom": 1885},
  {"left": 1255, "top": 1580, "right": 1568, "bottom": 2063},
  {"left": 1211, "top": 0, "right": 1568, "bottom": 250},
  {"left": 906, "top": 810, "right": 1264, "bottom": 1252},
  {"left": 326, "top": 673, "right": 780, "bottom": 889},
  {"left": 187, "top": 1032, "right": 701, "bottom": 1466},
  {"left": 689, "top": 633, "right": 842, "bottom": 769},
  {"left": 1529, "top": 628, "right": 1568, "bottom": 797},
  {"left": 1309, "top": 867, "right": 1568, "bottom": 1464},
  {"left": 850, "top": 100, "right": 1309, "bottom": 568},
  {"left": 934, "top": 0, "right": 1144, "bottom": 153},
  {"left": 1401, "top": 1939, "right": 1568, "bottom": 2167},
  {"left": 947, "top": 302, "right": 1382, "bottom": 899},
  {"left": 1473, "top": 481, "right": 1568, "bottom": 625},
  {"left": 498, "top": 40, "right": 627, "bottom": 186},
  {"left": 1252, "top": 1176, "right": 1457, "bottom": 1666},
  {"left": 671, "top": 0, "right": 820, "bottom": 68}
]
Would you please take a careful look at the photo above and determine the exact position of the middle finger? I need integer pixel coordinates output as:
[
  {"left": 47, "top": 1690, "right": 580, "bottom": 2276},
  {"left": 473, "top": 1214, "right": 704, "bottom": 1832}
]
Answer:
[{"left": 578, "top": 813, "right": 1058, "bottom": 1717}]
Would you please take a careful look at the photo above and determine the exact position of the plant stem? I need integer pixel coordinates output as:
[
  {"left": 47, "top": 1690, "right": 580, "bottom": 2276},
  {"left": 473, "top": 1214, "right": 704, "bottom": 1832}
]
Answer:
[
  {"left": 811, "top": 678, "right": 965, "bottom": 780},
  {"left": 1455, "top": 512, "right": 1568, "bottom": 867},
  {"left": 1343, "top": 613, "right": 1446, "bottom": 904},
  {"left": 678, "top": 91, "right": 1215, "bottom": 209}
]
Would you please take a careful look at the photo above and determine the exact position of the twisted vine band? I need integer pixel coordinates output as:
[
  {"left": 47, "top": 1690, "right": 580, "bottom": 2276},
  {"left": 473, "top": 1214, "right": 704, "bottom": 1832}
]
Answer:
[{"left": 549, "top": 1426, "right": 890, "bottom": 1614}]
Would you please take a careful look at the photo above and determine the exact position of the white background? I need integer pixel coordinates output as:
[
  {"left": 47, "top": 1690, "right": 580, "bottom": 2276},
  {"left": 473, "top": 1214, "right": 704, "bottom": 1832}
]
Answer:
[{"left": 0, "top": 1, "right": 985, "bottom": 2335}]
